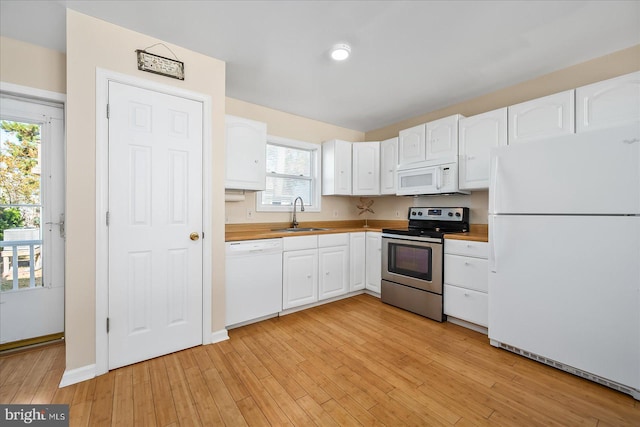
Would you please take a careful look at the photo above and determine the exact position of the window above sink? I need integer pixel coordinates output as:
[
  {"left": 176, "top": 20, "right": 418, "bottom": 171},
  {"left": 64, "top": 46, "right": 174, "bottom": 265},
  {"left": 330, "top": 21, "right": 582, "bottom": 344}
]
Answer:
[{"left": 256, "top": 135, "right": 321, "bottom": 213}]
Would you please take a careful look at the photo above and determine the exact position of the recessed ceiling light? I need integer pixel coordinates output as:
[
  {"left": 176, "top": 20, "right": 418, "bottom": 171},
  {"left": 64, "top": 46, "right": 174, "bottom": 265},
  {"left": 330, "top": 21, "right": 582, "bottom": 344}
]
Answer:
[{"left": 330, "top": 43, "right": 351, "bottom": 61}]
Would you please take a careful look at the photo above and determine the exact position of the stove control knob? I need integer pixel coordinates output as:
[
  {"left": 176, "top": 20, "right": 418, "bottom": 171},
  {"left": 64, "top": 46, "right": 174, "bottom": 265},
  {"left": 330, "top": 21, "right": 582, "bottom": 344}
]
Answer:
[
  {"left": 417, "top": 211, "right": 423, "bottom": 216},
  {"left": 448, "top": 212, "right": 453, "bottom": 217},
  {"left": 455, "top": 212, "right": 461, "bottom": 217},
  {"left": 411, "top": 211, "right": 416, "bottom": 216}
]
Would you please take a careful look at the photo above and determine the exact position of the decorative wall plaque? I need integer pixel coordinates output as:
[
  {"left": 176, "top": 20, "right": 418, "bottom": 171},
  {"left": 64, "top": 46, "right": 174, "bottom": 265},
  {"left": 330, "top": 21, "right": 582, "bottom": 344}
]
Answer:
[{"left": 136, "top": 49, "right": 184, "bottom": 80}]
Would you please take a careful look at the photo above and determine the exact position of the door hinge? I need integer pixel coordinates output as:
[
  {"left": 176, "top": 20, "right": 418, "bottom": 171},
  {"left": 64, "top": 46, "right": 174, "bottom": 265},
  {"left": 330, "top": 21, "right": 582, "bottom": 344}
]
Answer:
[
  {"left": 106, "top": 211, "right": 110, "bottom": 226},
  {"left": 106, "top": 318, "right": 110, "bottom": 333},
  {"left": 106, "top": 104, "right": 110, "bottom": 119}
]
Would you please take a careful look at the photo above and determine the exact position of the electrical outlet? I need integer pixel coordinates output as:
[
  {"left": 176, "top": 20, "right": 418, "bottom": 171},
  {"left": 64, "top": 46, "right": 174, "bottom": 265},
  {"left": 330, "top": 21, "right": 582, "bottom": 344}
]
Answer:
[
  {"left": 395, "top": 210, "right": 401, "bottom": 217},
  {"left": 246, "top": 209, "right": 253, "bottom": 220},
  {"left": 333, "top": 210, "right": 339, "bottom": 218}
]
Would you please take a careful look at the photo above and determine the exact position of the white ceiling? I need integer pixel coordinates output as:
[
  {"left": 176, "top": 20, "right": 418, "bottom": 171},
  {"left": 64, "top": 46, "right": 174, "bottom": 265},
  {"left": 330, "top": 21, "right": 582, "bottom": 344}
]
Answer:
[{"left": 1, "top": 1, "right": 639, "bottom": 132}]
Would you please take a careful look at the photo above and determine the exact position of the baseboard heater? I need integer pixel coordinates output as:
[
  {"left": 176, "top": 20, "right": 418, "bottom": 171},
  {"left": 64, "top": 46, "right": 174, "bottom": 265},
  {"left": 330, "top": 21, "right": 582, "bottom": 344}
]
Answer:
[{"left": 490, "top": 339, "right": 640, "bottom": 401}]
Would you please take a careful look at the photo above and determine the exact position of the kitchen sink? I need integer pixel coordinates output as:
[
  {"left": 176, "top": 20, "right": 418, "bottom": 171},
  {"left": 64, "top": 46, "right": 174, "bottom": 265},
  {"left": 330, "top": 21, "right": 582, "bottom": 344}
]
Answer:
[{"left": 271, "top": 227, "right": 330, "bottom": 232}]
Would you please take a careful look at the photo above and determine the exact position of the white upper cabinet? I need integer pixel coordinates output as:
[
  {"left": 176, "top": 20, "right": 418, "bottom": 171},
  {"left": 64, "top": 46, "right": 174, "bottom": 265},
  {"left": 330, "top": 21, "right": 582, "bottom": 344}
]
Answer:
[
  {"left": 322, "top": 139, "right": 352, "bottom": 195},
  {"left": 425, "top": 114, "right": 462, "bottom": 163},
  {"left": 576, "top": 71, "right": 640, "bottom": 133},
  {"left": 225, "top": 115, "right": 267, "bottom": 190},
  {"left": 508, "top": 90, "right": 575, "bottom": 144},
  {"left": 398, "top": 123, "right": 426, "bottom": 165},
  {"left": 459, "top": 108, "right": 508, "bottom": 190},
  {"left": 399, "top": 114, "right": 462, "bottom": 167},
  {"left": 380, "top": 137, "right": 398, "bottom": 195},
  {"left": 352, "top": 141, "right": 380, "bottom": 195}
]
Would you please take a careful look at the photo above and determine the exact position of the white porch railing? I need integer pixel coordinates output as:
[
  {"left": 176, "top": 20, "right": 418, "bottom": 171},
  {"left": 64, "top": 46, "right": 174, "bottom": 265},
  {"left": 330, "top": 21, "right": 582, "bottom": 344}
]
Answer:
[{"left": 0, "top": 239, "right": 43, "bottom": 290}]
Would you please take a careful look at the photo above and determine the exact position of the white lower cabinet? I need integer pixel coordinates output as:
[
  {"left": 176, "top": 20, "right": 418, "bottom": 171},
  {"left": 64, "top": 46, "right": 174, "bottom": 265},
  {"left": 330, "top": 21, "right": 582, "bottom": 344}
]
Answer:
[
  {"left": 282, "top": 236, "right": 318, "bottom": 310},
  {"left": 365, "top": 231, "right": 382, "bottom": 294},
  {"left": 349, "top": 232, "right": 366, "bottom": 291},
  {"left": 318, "top": 234, "right": 350, "bottom": 300},
  {"left": 444, "top": 239, "right": 489, "bottom": 328},
  {"left": 281, "top": 231, "right": 381, "bottom": 310}
]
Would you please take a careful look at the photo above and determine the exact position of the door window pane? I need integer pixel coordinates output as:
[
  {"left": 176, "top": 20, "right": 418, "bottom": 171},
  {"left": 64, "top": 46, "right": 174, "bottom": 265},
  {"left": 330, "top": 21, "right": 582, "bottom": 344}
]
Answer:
[{"left": 1, "top": 120, "right": 43, "bottom": 291}]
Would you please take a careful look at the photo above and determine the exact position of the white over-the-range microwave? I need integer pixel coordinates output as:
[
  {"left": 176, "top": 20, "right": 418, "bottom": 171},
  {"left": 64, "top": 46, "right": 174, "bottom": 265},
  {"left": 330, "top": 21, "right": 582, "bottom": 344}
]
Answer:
[{"left": 396, "top": 162, "right": 469, "bottom": 195}]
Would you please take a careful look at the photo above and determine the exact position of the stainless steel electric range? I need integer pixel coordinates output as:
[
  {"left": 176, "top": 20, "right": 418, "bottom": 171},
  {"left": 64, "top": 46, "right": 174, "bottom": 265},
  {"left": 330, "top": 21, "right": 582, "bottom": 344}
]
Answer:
[{"left": 381, "top": 207, "right": 470, "bottom": 321}]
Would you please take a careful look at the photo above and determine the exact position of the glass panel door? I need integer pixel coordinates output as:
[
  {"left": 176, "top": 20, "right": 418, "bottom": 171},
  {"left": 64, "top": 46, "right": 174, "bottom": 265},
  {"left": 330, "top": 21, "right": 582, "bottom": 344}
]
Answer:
[{"left": 0, "top": 95, "right": 65, "bottom": 349}]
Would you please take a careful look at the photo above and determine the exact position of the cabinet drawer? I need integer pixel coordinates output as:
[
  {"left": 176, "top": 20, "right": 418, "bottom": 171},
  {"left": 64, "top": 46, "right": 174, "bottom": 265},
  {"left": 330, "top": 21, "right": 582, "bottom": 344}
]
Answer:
[
  {"left": 319, "top": 232, "right": 349, "bottom": 247},
  {"left": 444, "top": 239, "right": 488, "bottom": 258},
  {"left": 444, "top": 254, "right": 488, "bottom": 292},
  {"left": 444, "top": 285, "right": 488, "bottom": 327},
  {"left": 283, "top": 235, "right": 318, "bottom": 251}
]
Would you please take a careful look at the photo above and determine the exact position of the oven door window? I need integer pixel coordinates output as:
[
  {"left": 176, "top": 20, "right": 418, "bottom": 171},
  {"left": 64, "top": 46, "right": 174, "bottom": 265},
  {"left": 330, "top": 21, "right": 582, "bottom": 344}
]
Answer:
[{"left": 388, "top": 242, "right": 432, "bottom": 281}]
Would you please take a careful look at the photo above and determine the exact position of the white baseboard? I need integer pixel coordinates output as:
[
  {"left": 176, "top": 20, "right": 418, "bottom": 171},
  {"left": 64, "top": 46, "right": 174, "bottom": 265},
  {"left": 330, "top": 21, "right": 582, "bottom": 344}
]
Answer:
[
  {"left": 210, "top": 328, "right": 229, "bottom": 344},
  {"left": 59, "top": 364, "right": 96, "bottom": 388},
  {"left": 447, "top": 316, "right": 488, "bottom": 335}
]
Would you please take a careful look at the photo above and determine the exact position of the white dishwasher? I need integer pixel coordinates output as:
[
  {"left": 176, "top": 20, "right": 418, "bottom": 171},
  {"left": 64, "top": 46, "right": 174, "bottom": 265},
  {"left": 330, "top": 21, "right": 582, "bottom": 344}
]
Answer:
[{"left": 225, "top": 238, "right": 283, "bottom": 327}]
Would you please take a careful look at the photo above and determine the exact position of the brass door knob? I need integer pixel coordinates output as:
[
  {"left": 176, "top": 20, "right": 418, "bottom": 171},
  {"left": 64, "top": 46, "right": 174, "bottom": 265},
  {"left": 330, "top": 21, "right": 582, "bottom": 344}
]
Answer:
[{"left": 190, "top": 232, "right": 200, "bottom": 241}]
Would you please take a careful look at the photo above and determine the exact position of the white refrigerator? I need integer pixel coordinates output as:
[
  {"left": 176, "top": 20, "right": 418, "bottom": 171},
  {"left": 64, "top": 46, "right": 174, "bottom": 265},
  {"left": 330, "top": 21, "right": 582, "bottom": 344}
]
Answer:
[{"left": 488, "top": 123, "right": 640, "bottom": 400}]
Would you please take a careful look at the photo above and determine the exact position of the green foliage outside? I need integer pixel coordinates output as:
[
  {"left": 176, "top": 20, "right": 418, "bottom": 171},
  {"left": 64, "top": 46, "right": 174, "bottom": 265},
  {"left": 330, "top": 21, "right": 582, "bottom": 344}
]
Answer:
[
  {"left": 0, "top": 207, "right": 24, "bottom": 241},
  {"left": 0, "top": 120, "right": 41, "bottom": 241},
  {"left": 0, "top": 121, "right": 41, "bottom": 205}
]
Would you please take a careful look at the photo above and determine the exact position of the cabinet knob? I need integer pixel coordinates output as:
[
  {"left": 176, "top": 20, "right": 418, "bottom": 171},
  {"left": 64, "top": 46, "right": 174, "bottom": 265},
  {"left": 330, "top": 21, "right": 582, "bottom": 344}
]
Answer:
[
  {"left": 326, "top": 272, "right": 330, "bottom": 275},
  {"left": 307, "top": 275, "right": 311, "bottom": 279},
  {"left": 254, "top": 159, "right": 259, "bottom": 163},
  {"left": 464, "top": 292, "right": 469, "bottom": 297}
]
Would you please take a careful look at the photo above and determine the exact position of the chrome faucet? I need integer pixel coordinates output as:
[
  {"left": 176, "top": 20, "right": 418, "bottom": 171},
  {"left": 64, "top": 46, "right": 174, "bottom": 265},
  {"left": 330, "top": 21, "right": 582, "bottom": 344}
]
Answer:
[{"left": 292, "top": 196, "right": 305, "bottom": 228}]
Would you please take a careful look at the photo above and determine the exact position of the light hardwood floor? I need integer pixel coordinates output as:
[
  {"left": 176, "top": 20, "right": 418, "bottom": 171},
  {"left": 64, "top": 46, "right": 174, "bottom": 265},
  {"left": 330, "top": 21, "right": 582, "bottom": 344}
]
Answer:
[{"left": 1, "top": 294, "right": 639, "bottom": 426}]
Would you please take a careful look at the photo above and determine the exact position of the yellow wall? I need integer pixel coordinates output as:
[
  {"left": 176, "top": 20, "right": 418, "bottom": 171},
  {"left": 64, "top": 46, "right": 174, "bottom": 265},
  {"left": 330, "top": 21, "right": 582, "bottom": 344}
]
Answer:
[
  {"left": 0, "top": 36, "right": 67, "bottom": 94},
  {"left": 65, "top": 10, "right": 226, "bottom": 371},
  {"left": 364, "top": 44, "right": 640, "bottom": 225},
  {"left": 366, "top": 44, "right": 640, "bottom": 141},
  {"left": 225, "top": 98, "right": 365, "bottom": 224},
  {"left": 2, "top": 21, "right": 639, "bottom": 372}
]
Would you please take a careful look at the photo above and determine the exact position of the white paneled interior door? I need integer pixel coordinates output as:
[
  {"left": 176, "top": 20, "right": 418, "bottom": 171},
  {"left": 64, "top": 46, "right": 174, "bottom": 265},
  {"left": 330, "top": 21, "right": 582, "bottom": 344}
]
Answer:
[{"left": 107, "top": 81, "right": 203, "bottom": 370}]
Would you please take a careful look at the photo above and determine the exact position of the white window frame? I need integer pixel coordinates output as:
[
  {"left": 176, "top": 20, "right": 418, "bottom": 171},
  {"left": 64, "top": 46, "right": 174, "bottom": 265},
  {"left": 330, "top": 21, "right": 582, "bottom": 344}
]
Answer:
[{"left": 256, "top": 135, "right": 321, "bottom": 212}]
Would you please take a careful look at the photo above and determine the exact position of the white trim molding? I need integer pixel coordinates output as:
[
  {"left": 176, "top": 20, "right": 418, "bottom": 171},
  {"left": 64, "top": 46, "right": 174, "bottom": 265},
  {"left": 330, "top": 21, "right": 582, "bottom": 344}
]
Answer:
[
  {"left": 0, "top": 81, "right": 67, "bottom": 103},
  {"left": 95, "top": 68, "right": 214, "bottom": 376},
  {"left": 59, "top": 364, "right": 96, "bottom": 388},
  {"left": 210, "top": 329, "right": 229, "bottom": 344}
]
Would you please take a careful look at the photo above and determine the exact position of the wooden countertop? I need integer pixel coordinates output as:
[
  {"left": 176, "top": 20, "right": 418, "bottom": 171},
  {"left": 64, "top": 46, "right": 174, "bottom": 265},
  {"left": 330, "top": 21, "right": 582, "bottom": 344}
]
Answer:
[
  {"left": 444, "top": 224, "right": 489, "bottom": 242},
  {"left": 225, "top": 220, "right": 405, "bottom": 241},
  {"left": 226, "top": 220, "right": 489, "bottom": 242}
]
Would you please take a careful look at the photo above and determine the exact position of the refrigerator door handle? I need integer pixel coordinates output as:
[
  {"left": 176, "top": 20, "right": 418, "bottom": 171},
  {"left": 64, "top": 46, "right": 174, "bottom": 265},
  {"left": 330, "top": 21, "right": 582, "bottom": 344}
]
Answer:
[
  {"left": 489, "top": 215, "right": 497, "bottom": 273},
  {"left": 490, "top": 156, "right": 499, "bottom": 214}
]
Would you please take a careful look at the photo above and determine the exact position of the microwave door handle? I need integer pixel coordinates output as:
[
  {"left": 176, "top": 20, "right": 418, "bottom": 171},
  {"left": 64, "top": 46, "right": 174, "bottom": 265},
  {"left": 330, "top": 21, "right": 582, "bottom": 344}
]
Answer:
[{"left": 436, "top": 168, "right": 441, "bottom": 190}]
